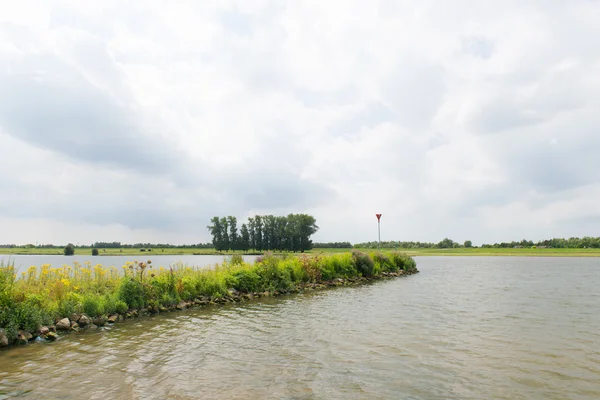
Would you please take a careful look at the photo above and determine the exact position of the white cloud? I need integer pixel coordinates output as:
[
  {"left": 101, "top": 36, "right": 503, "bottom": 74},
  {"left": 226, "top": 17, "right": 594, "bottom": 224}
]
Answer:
[{"left": 1, "top": 0, "right": 599, "bottom": 246}]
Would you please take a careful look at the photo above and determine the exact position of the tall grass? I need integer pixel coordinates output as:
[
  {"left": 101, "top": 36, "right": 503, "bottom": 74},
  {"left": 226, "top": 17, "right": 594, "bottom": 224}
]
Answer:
[{"left": 0, "top": 252, "right": 417, "bottom": 342}]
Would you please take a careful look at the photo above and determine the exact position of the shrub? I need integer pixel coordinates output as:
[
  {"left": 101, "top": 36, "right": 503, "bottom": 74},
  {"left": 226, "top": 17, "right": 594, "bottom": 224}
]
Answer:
[
  {"left": 82, "top": 294, "right": 104, "bottom": 317},
  {"left": 230, "top": 254, "right": 244, "bottom": 265},
  {"left": 390, "top": 252, "right": 418, "bottom": 272},
  {"left": 352, "top": 250, "right": 375, "bottom": 277},
  {"left": 92, "top": 248, "right": 99, "bottom": 256},
  {"left": 373, "top": 252, "right": 396, "bottom": 272},
  {"left": 64, "top": 243, "right": 75, "bottom": 256},
  {"left": 58, "top": 292, "right": 83, "bottom": 316},
  {"left": 256, "top": 254, "right": 294, "bottom": 292},
  {"left": 118, "top": 277, "right": 145, "bottom": 309},
  {"left": 231, "top": 269, "right": 261, "bottom": 293}
]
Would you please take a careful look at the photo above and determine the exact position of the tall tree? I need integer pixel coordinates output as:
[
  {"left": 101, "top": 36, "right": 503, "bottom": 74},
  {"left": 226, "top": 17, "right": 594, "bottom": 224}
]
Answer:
[
  {"left": 207, "top": 217, "right": 224, "bottom": 251},
  {"left": 263, "top": 215, "right": 277, "bottom": 250},
  {"left": 240, "top": 223, "right": 250, "bottom": 251},
  {"left": 275, "top": 216, "right": 288, "bottom": 251},
  {"left": 255, "top": 215, "right": 263, "bottom": 251},
  {"left": 248, "top": 217, "right": 256, "bottom": 250},
  {"left": 220, "top": 217, "right": 230, "bottom": 251},
  {"left": 227, "top": 216, "right": 238, "bottom": 251}
]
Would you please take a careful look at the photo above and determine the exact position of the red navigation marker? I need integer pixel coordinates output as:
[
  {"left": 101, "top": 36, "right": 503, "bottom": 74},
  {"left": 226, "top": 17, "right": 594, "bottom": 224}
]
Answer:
[{"left": 376, "top": 213, "right": 382, "bottom": 221}]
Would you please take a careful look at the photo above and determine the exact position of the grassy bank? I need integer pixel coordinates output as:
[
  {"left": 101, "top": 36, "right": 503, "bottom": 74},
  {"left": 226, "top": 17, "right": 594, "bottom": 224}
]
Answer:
[
  {"left": 3, "top": 247, "right": 600, "bottom": 257},
  {"left": 310, "top": 247, "right": 600, "bottom": 257},
  {"left": 0, "top": 251, "right": 417, "bottom": 347}
]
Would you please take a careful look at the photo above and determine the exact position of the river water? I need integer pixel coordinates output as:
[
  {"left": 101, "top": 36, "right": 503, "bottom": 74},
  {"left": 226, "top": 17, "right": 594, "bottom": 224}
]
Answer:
[
  {"left": 0, "top": 254, "right": 259, "bottom": 273},
  {"left": 1, "top": 256, "right": 599, "bottom": 399}
]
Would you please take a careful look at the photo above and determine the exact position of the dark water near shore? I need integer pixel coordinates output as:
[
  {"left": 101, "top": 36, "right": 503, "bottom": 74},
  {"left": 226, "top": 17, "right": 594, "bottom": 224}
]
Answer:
[
  {"left": 1, "top": 257, "right": 599, "bottom": 399},
  {"left": 1, "top": 254, "right": 259, "bottom": 273}
]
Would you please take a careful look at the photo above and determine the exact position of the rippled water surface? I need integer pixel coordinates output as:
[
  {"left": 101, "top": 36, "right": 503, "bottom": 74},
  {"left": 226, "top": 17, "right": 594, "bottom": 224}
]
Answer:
[{"left": 1, "top": 256, "right": 599, "bottom": 399}]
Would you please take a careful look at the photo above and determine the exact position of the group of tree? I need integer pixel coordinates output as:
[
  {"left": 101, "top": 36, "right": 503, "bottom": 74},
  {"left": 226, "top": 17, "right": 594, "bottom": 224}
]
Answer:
[
  {"left": 481, "top": 237, "right": 600, "bottom": 249},
  {"left": 207, "top": 214, "right": 318, "bottom": 252},
  {"left": 354, "top": 239, "right": 471, "bottom": 249},
  {"left": 312, "top": 242, "right": 353, "bottom": 248}
]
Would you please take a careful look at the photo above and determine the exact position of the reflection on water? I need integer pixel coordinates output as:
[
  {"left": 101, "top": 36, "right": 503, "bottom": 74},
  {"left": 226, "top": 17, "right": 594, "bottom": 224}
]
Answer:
[{"left": 1, "top": 257, "right": 599, "bottom": 399}]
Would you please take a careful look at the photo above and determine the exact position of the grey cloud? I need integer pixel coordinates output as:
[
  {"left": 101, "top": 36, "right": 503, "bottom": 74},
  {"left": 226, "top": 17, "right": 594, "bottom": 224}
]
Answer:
[
  {"left": 461, "top": 36, "right": 495, "bottom": 59},
  {"left": 0, "top": 53, "right": 187, "bottom": 177},
  {"left": 220, "top": 9, "right": 254, "bottom": 37},
  {"left": 470, "top": 68, "right": 587, "bottom": 134},
  {"left": 380, "top": 60, "right": 446, "bottom": 129},
  {"left": 328, "top": 101, "right": 395, "bottom": 138}
]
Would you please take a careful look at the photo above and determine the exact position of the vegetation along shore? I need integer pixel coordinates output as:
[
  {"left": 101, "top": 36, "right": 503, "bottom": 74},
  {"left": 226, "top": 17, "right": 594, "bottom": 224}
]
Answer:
[{"left": 0, "top": 251, "right": 418, "bottom": 349}]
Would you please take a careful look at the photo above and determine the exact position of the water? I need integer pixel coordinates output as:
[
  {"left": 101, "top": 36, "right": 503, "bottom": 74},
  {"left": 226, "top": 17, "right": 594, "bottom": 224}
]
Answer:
[
  {"left": 1, "top": 256, "right": 599, "bottom": 399},
  {"left": 0, "top": 254, "right": 259, "bottom": 273}
]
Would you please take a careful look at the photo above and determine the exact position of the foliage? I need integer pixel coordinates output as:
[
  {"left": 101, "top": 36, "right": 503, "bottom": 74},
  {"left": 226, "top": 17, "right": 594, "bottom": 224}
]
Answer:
[
  {"left": 92, "top": 248, "right": 99, "bottom": 256},
  {"left": 352, "top": 250, "right": 375, "bottom": 277},
  {"left": 229, "top": 254, "right": 244, "bottom": 265},
  {"left": 208, "top": 214, "right": 319, "bottom": 252},
  {"left": 313, "top": 242, "right": 353, "bottom": 249},
  {"left": 0, "top": 252, "right": 417, "bottom": 340},
  {"left": 64, "top": 243, "right": 75, "bottom": 256}
]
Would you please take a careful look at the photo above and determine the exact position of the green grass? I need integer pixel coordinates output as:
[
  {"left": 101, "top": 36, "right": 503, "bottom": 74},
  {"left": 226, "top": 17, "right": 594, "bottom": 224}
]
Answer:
[
  {"left": 3, "top": 246, "right": 598, "bottom": 257},
  {"left": 311, "top": 247, "right": 600, "bottom": 257}
]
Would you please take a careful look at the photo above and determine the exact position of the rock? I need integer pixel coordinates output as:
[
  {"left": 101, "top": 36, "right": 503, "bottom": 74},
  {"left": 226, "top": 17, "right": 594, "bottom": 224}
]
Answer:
[
  {"left": 48, "top": 325, "right": 57, "bottom": 333},
  {"left": 39, "top": 326, "right": 50, "bottom": 336},
  {"left": 176, "top": 301, "right": 189, "bottom": 310},
  {"left": 16, "top": 334, "right": 28, "bottom": 345},
  {"left": 78, "top": 315, "right": 91, "bottom": 327},
  {"left": 18, "top": 330, "right": 33, "bottom": 342},
  {"left": 242, "top": 294, "right": 253, "bottom": 301},
  {"left": 56, "top": 318, "right": 71, "bottom": 331},
  {"left": 0, "top": 329, "right": 8, "bottom": 348},
  {"left": 88, "top": 324, "right": 98, "bottom": 330},
  {"left": 139, "top": 308, "right": 149, "bottom": 316},
  {"left": 107, "top": 314, "right": 118, "bottom": 323},
  {"left": 93, "top": 316, "right": 107, "bottom": 326},
  {"left": 70, "top": 322, "right": 79, "bottom": 331},
  {"left": 45, "top": 332, "right": 58, "bottom": 341},
  {"left": 70, "top": 313, "right": 81, "bottom": 323}
]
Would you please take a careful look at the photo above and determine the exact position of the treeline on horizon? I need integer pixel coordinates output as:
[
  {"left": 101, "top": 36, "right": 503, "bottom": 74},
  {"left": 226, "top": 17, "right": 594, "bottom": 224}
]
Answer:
[
  {"left": 3, "top": 236, "right": 600, "bottom": 250},
  {"left": 0, "top": 243, "right": 216, "bottom": 249},
  {"left": 207, "top": 214, "right": 318, "bottom": 252},
  {"left": 354, "top": 236, "right": 600, "bottom": 249}
]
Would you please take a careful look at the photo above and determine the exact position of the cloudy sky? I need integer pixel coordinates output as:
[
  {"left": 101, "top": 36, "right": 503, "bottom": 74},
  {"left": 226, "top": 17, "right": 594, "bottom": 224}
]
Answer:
[{"left": 1, "top": 0, "right": 599, "bottom": 246}]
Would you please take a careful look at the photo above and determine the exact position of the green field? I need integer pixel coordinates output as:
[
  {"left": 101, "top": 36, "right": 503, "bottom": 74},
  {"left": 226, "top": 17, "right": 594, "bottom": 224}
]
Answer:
[{"left": 2, "top": 247, "right": 600, "bottom": 257}]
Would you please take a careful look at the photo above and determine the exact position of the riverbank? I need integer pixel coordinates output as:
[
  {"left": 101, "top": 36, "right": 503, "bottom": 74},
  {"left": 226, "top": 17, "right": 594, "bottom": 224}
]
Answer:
[
  {"left": 2, "top": 247, "right": 600, "bottom": 257},
  {"left": 0, "top": 251, "right": 417, "bottom": 349}
]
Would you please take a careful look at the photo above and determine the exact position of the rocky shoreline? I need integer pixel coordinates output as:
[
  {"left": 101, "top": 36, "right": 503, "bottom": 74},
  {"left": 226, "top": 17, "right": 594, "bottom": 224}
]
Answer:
[{"left": 0, "top": 270, "right": 416, "bottom": 350}]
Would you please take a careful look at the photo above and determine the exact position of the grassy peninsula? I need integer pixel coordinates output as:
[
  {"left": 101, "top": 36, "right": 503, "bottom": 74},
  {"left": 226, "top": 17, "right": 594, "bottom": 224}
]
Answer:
[{"left": 0, "top": 251, "right": 417, "bottom": 347}]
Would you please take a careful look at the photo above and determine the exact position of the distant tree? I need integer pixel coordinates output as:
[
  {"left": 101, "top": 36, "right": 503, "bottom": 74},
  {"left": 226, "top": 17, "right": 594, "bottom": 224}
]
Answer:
[
  {"left": 255, "top": 215, "right": 263, "bottom": 251},
  {"left": 207, "top": 217, "right": 224, "bottom": 251},
  {"left": 437, "top": 238, "right": 455, "bottom": 249},
  {"left": 240, "top": 223, "right": 250, "bottom": 251},
  {"left": 92, "top": 248, "right": 99, "bottom": 256},
  {"left": 227, "top": 216, "right": 238, "bottom": 250},
  {"left": 464, "top": 240, "right": 472, "bottom": 248},
  {"left": 64, "top": 243, "right": 75, "bottom": 256},
  {"left": 248, "top": 217, "right": 256, "bottom": 250},
  {"left": 221, "top": 217, "right": 230, "bottom": 251}
]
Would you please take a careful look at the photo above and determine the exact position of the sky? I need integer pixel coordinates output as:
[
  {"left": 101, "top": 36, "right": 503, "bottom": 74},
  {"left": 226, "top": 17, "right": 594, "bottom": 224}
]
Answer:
[{"left": 1, "top": 0, "right": 599, "bottom": 246}]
